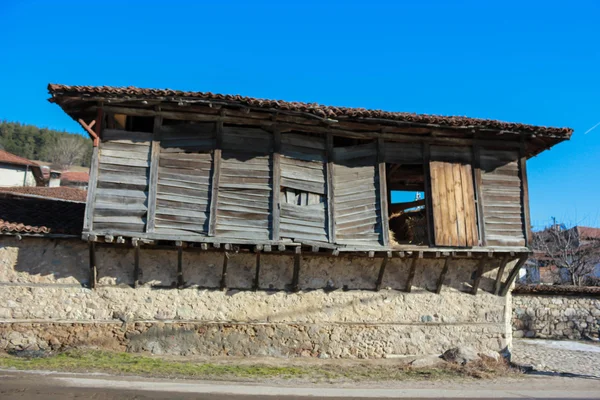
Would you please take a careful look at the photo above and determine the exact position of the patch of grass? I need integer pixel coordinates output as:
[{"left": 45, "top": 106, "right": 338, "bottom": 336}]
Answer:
[{"left": 0, "top": 350, "right": 517, "bottom": 382}]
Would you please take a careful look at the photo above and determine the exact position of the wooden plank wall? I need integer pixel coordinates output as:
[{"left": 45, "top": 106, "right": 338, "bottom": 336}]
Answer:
[
  {"left": 215, "top": 126, "right": 273, "bottom": 240},
  {"left": 93, "top": 129, "right": 151, "bottom": 232},
  {"left": 479, "top": 148, "right": 525, "bottom": 247},
  {"left": 429, "top": 146, "right": 478, "bottom": 247},
  {"left": 154, "top": 122, "right": 216, "bottom": 235},
  {"left": 279, "top": 133, "right": 328, "bottom": 243},
  {"left": 333, "top": 142, "right": 382, "bottom": 246}
]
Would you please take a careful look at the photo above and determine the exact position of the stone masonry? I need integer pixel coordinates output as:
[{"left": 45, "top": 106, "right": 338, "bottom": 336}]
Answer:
[
  {"left": 512, "top": 294, "right": 600, "bottom": 340},
  {"left": 0, "top": 236, "right": 514, "bottom": 358}
]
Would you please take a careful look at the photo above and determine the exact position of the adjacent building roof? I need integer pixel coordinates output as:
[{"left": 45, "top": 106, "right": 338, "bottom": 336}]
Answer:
[
  {"left": 0, "top": 149, "right": 39, "bottom": 167},
  {"left": 48, "top": 83, "right": 573, "bottom": 138},
  {"left": 61, "top": 171, "right": 89, "bottom": 184},
  {"left": 577, "top": 226, "right": 600, "bottom": 241},
  {"left": 0, "top": 189, "right": 86, "bottom": 236},
  {"left": 0, "top": 186, "right": 87, "bottom": 203}
]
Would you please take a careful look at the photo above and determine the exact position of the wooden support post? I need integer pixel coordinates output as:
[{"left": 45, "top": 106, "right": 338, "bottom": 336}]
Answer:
[
  {"left": 292, "top": 248, "right": 301, "bottom": 292},
  {"left": 377, "top": 138, "right": 390, "bottom": 246},
  {"left": 133, "top": 241, "right": 141, "bottom": 288},
  {"left": 519, "top": 143, "right": 532, "bottom": 247},
  {"left": 177, "top": 243, "right": 184, "bottom": 289},
  {"left": 471, "top": 256, "right": 487, "bottom": 295},
  {"left": 146, "top": 114, "right": 162, "bottom": 233},
  {"left": 82, "top": 107, "right": 103, "bottom": 233},
  {"left": 405, "top": 257, "right": 418, "bottom": 293},
  {"left": 272, "top": 129, "right": 281, "bottom": 240},
  {"left": 494, "top": 254, "right": 510, "bottom": 296},
  {"left": 253, "top": 252, "right": 261, "bottom": 291},
  {"left": 500, "top": 254, "right": 528, "bottom": 296},
  {"left": 375, "top": 254, "right": 389, "bottom": 291},
  {"left": 208, "top": 119, "right": 223, "bottom": 236},
  {"left": 422, "top": 143, "right": 435, "bottom": 246},
  {"left": 88, "top": 241, "right": 97, "bottom": 289},
  {"left": 472, "top": 145, "right": 486, "bottom": 246},
  {"left": 220, "top": 252, "right": 229, "bottom": 291},
  {"left": 435, "top": 258, "right": 451, "bottom": 294},
  {"left": 325, "top": 132, "right": 336, "bottom": 243}
]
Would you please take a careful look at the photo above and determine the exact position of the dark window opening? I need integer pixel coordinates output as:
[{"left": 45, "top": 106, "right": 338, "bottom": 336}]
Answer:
[
  {"left": 387, "top": 163, "right": 429, "bottom": 246},
  {"left": 126, "top": 116, "right": 154, "bottom": 133}
]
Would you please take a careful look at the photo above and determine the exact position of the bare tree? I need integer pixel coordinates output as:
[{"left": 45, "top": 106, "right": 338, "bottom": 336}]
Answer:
[
  {"left": 532, "top": 226, "right": 600, "bottom": 286},
  {"left": 44, "top": 136, "right": 86, "bottom": 170}
]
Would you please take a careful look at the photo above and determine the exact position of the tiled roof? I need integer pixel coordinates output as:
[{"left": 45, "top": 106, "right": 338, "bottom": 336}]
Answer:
[
  {"left": 0, "top": 187, "right": 87, "bottom": 203},
  {"left": 0, "top": 191, "right": 85, "bottom": 236},
  {"left": 0, "top": 149, "right": 38, "bottom": 167},
  {"left": 577, "top": 226, "right": 600, "bottom": 240},
  {"left": 48, "top": 84, "right": 573, "bottom": 137},
  {"left": 61, "top": 171, "right": 89, "bottom": 183},
  {"left": 514, "top": 285, "right": 600, "bottom": 296}
]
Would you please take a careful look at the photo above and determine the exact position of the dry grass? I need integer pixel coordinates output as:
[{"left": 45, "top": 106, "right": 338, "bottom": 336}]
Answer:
[{"left": 0, "top": 350, "right": 519, "bottom": 383}]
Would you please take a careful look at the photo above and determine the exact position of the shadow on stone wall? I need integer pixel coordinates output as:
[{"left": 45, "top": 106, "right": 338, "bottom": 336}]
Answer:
[{"left": 3, "top": 236, "right": 506, "bottom": 295}]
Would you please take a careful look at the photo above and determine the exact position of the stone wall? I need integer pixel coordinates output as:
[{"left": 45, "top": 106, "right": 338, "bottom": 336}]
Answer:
[
  {"left": 512, "top": 294, "right": 600, "bottom": 340},
  {"left": 0, "top": 236, "right": 513, "bottom": 358}
]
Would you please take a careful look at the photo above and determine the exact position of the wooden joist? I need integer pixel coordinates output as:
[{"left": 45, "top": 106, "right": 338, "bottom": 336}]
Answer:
[
  {"left": 88, "top": 241, "right": 97, "bottom": 289},
  {"left": 435, "top": 258, "right": 451, "bottom": 294},
  {"left": 220, "top": 251, "right": 229, "bottom": 290},
  {"left": 292, "top": 248, "right": 301, "bottom": 292},
  {"left": 494, "top": 254, "right": 511, "bottom": 295},
  {"left": 405, "top": 257, "right": 418, "bottom": 293},
  {"left": 470, "top": 256, "right": 488, "bottom": 295},
  {"left": 253, "top": 251, "right": 261, "bottom": 291},
  {"left": 133, "top": 241, "right": 141, "bottom": 288},
  {"left": 375, "top": 254, "right": 389, "bottom": 291},
  {"left": 177, "top": 242, "right": 184, "bottom": 288},
  {"left": 500, "top": 254, "right": 528, "bottom": 296}
]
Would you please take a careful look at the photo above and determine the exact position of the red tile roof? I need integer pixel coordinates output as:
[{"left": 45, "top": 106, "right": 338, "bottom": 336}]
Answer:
[
  {"left": 0, "top": 190, "right": 86, "bottom": 236},
  {"left": 61, "top": 171, "right": 89, "bottom": 183},
  {"left": 0, "top": 149, "right": 38, "bottom": 167},
  {"left": 0, "top": 187, "right": 87, "bottom": 203},
  {"left": 47, "top": 84, "right": 573, "bottom": 137},
  {"left": 577, "top": 226, "right": 600, "bottom": 240}
]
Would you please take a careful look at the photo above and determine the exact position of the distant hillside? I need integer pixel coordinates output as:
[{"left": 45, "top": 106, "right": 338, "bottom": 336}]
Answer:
[{"left": 0, "top": 120, "right": 92, "bottom": 167}]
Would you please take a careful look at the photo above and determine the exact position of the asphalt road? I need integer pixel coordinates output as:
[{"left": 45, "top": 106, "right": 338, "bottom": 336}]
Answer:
[{"left": 1, "top": 370, "right": 599, "bottom": 400}]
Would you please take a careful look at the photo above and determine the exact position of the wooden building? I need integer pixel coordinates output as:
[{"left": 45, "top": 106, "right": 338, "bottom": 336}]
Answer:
[{"left": 48, "top": 84, "right": 572, "bottom": 294}]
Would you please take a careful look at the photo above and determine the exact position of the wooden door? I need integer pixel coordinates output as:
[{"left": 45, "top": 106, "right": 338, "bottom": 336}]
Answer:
[{"left": 429, "top": 146, "right": 478, "bottom": 247}]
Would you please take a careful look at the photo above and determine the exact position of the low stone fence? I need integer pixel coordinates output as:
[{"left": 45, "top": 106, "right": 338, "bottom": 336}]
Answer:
[{"left": 512, "top": 285, "right": 600, "bottom": 340}]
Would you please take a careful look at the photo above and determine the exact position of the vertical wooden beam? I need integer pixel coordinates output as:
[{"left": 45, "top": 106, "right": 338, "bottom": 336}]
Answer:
[
  {"left": 271, "top": 129, "right": 281, "bottom": 240},
  {"left": 422, "top": 143, "right": 435, "bottom": 246},
  {"left": 176, "top": 242, "right": 184, "bottom": 289},
  {"left": 208, "top": 120, "right": 223, "bottom": 236},
  {"left": 83, "top": 107, "right": 103, "bottom": 233},
  {"left": 377, "top": 138, "right": 390, "bottom": 247},
  {"left": 471, "top": 256, "right": 487, "bottom": 295},
  {"left": 472, "top": 145, "right": 486, "bottom": 246},
  {"left": 292, "top": 247, "right": 301, "bottom": 292},
  {"left": 519, "top": 143, "right": 532, "bottom": 247},
  {"left": 133, "top": 241, "right": 141, "bottom": 288},
  {"left": 325, "top": 132, "right": 336, "bottom": 243},
  {"left": 405, "top": 257, "right": 418, "bottom": 293},
  {"left": 494, "top": 254, "right": 510, "bottom": 296},
  {"left": 88, "top": 241, "right": 97, "bottom": 289},
  {"left": 500, "top": 254, "right": 528, "bottom": 296},
  {"left": 435, "top": 257, "right": 451, "bottom": 294},
  {"left": 253, "top": 251, "right": 261, "bottom": 291},
  {"left": 220, "top": 251, "right": 229, "bottom": 290},
  {"left": 146, "top": 114, "right": 163, "bottom": 233},
  {"left": 375, "top": 254, "right": 389, "bottom": 291}
]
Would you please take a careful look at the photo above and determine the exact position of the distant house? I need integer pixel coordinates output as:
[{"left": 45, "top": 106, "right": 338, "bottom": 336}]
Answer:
[
  {"left": 61, "top": 171, "right": 89, "bottom": 190},
  {"left": 522, "top": 226, "right": 600, "bottom": 285},
  {"left": 0, "top": 150, "right": 44, "bottom": 187}
]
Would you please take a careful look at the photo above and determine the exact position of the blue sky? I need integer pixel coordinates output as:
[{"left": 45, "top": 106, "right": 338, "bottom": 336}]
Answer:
[{"left": 0, "top": 1, "right": 598, "bottom": 229}]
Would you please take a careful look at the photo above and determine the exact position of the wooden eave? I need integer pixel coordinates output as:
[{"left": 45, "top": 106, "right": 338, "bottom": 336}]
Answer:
[{"left": 51, "top": 95, "right": 570, "bottom": 158}]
